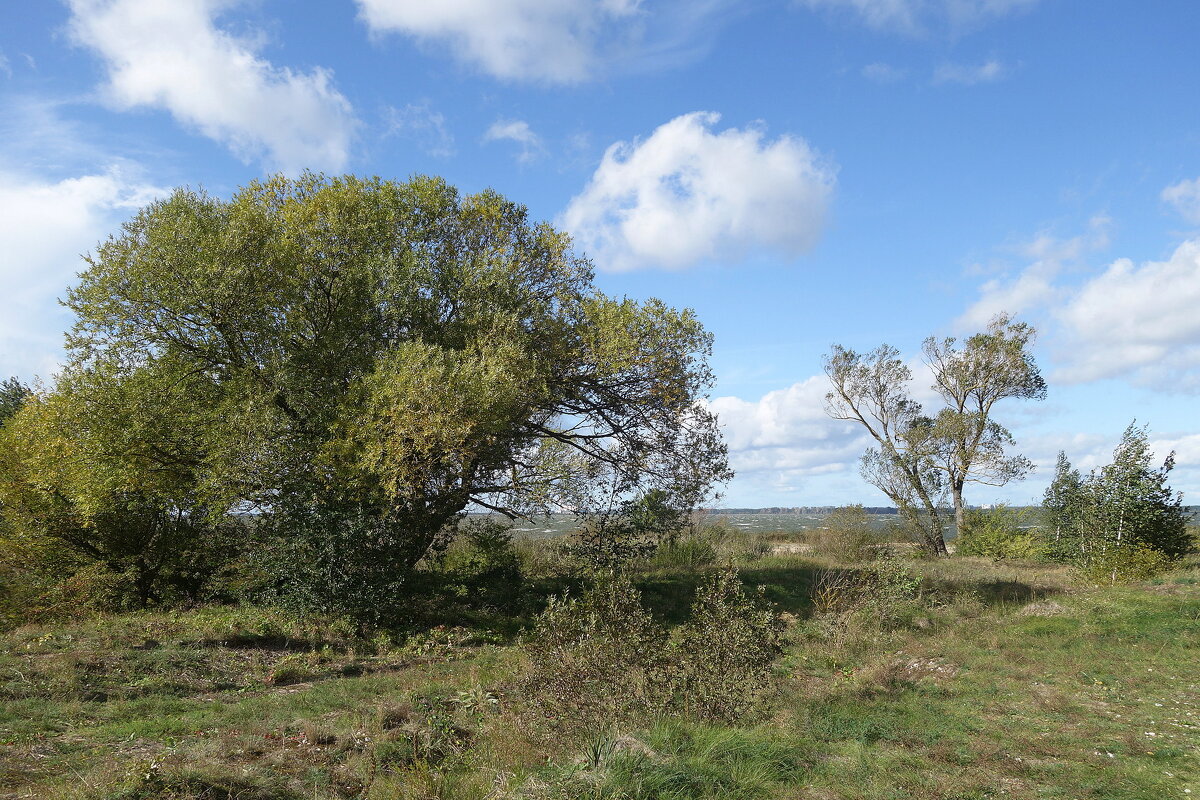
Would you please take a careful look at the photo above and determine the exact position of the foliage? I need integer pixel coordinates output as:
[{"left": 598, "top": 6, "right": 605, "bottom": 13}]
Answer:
[
  {"left": 811, "top": 557, "right": 925, "bottom": 638},
  {"left": 435, "top": 517, "right": 524, "bottom": 609},
  {"left": 810, "top": 504, "right": 881, "bottom": 562},
  {"left": 566, "top": 488, "right": 694, "bottom": 570},
  {"left": 824, "top": 344, "right": 950, "bottom": 555},
  {"left": 1044, "top": 424, "right": 1191, "bottom": 570},
  {"left": 955, "top": 504, "right": 1047, "bottom": 561},
  {"left": 522, "top": 568, "right": 784, "bottom": 733},
  {"left": 1076, "top": 543, "right": 1173, "bottom": 585},
  {"left": 0, "top": 377, "right": 30, "bottom": 425},
  {"left": 1, "top": 173, "right": 729, "bottom": 616},
  {"left": 251, "top": 501, "right": 454, "bottom": 625},
  {"left": 649, "top": 536, "right": 718, "bottom": 569},
  {"left": 1041, "top": 451, "right": 1086, "bottom": 561},
  {"left": 521, "top": 573, "right": 668, "bottom": 733},
  {"left": 825, "top": 314, "right": 1044, "bottom": 554},
  {"left": 0, "top": 386, "right": 240, "bottom": 608},
  {"left": 668, "top": 568, "right": 784, "bottom": 722},
  {"left": 922, "top": 314, "right": 1046, "bottom": 536}
]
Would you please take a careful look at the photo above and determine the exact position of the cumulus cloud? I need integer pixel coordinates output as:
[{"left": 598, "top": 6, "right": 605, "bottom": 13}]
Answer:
[
  {"left": 356, "top": 0, "right": 642, "bottom": 83},
  {"left": 797, "top": 0, "right": 1038, "bottom": 34},
  {"left": 66, "top": 0, "right": 356, "bottom": 173},
  {"left": 707, "top": 376, "right": 867, "bottom": 477},
  {"left": 1162, "top": 177, "right": 1200, "bottom": 225},
  {"left": 483, "top": 118, "right": 544, "bottom": 163},
  {"left": 560, "top": 112, "right": 835, "bottom": 271},
  {"left": 933, "top": 59, "right": 1005, "bottom": 85},
  {"left": 1055, "top": 238, "right": 1200, "bottom": 388},
  {"left": 0, "top": 167, "right": 167, "bottom": 379}
]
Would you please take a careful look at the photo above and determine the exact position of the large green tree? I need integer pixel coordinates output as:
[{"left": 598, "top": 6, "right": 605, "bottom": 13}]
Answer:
[{"left": 0, "top": 174, "right": 730, "bottom": 611}]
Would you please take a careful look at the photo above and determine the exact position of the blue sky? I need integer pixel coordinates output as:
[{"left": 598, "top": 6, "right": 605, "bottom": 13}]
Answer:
[{"left": 3, "top": 0, "right": 1200, "bottom": 508}]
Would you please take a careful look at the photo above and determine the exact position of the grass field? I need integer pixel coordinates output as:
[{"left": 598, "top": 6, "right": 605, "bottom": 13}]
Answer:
[{"left": 1, "top": 536, "right": 1197, "bottom": 799}]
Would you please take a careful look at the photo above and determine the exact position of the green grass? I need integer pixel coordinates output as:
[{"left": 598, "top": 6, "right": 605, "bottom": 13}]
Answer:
[{"left": 1, "top": 548, "right": 1197, "bottom": 799}]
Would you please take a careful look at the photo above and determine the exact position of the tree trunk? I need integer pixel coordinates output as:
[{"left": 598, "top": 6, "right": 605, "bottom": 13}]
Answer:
[{"left": 952, "top": 480, "right": 966, "bottom": 542}]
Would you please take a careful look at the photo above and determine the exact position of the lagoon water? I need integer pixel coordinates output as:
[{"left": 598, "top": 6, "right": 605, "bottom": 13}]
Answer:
[{"left": 501, "top": 511, "right": 901, "bottom": 540}]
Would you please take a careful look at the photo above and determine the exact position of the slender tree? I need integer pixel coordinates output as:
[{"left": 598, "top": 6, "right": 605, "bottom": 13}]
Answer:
[
  {"left": 1042, "top": 451, "right": 1084, "bottom": 560},
  {"left": 824, "top": 344, "right": 949, "bottom": 555},
  {"left": 922, "top": 313, "right": 1046, "bottom": 537}
]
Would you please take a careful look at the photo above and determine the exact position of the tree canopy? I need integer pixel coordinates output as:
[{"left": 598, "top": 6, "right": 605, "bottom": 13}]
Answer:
[
  {"left": 0, "top": 173, "right": 730, "bottom": 612},
  {"left": 824, "top": 315, "right": 1044, "bottom": 555}
]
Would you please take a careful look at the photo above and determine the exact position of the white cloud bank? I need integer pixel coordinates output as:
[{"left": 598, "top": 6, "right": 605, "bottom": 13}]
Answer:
[
  {"left": 67, "top": 0, "right": 356, "bottom": 173},
  {"left": 561, "top": 112, "right": 835, "bottom": 272},
  {"left": 797, "top": 0, "right": 1038, "bottom": 34},
  {"left": 962, "top": 220, "right": 1200, "bottom": 389},
  {"left": 1056, "top": 238, "right": 1200, "bottom": 387},
  {"left": 0, "top": 167, "right": 167, "bottom": 379},
  {"left": 356, "top": 0, "right": 643, "bottom": 83},
  {"left": 707, "top": 376, "right": 867, "bottom": 479}
]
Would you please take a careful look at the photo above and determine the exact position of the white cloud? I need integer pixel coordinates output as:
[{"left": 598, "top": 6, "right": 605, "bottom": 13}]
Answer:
[
  {"left": 66, "top": 0, "right": 356, "bottom": 173},
  {"left": 1162, "top": 177, "right": 1200, "bottom": 225},
  {"left": 1150, "top": 433, "right": 1200, "bottom": 470},
  {"left": 1055, "top": 238, "right": 1200, "bottom": 388},
  {"left": 356, "top": 0, "right": 642, "bottom": 83},
  {"left": 0, "top": 51, "right": 11, "bottom": 79},
  {"left": 560, "top": 111, "right": 835, "bottom": 271},
  {"left": 385, "top": 101, "right": 455, "bottom": 158},
  {"left": 797, "top": 0, "right": 1038, "bottom": 34},
  {"left": 707, "top": 376, "right": 867, "bottom": 477},
  {"left": 958, "top": 215, "right": 1110, "bottom": 330},
  {"left": 933, "top": 59, "right": 1004, "bottom": 85},
  {"left": 0, "top": 167, "right": 168, "bottom": 379},
  {"left": 483, "top": 118, "right": 544, "bottom": 163}
]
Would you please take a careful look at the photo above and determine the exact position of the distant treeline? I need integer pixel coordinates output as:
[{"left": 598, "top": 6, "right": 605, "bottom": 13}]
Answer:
[{"left": 707, "top": 505, "right": 1200, "bottom": 519}]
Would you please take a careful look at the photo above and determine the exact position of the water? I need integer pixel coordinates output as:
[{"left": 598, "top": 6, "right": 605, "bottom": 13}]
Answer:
[{"left": 496, "top": 511, "right": 901, "bottom": 540}]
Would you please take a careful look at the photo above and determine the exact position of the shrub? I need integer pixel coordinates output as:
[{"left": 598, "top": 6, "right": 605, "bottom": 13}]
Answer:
[
  {"left": 562, "top": 514, "right": 658, "bottom": 570},
  {"left": 521, "top": 573, "right": 668, "bottom": 733},
  {"left": 521, "top": 568, "right": 785, "bottom": 732},
  {"left": 810, "top": 505, "right": 882, "bottom": 562},
  {"left": 1077, "top": 543, "right": 1173, "bottom": 584},
  {"left": 955, "top": 505, "right": 1047, "bottom": 561},
  {"left": 650, "top": 536, "right": 718, "bottom": 569},
  {"left": 668, "top": 568, "right": 783, "bottom": 722},
  {"left": 436, "top": 517, "right": 523, "bottom": 608},
  {"left": 811, "top": 556, "right": 925, "bottom": 639}
]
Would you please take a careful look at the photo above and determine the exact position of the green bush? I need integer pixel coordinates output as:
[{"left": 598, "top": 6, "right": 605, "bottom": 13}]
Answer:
[
  {"left": 650, "top": 536, "right": 718, "bottom": 569},
  {"left": 522, "top": 573, "right": 668, "bottom": 733},
  {"left": 668, "top": 568, "right": 783, "bottom": 722},
  {"left": 436, "top": 517, "right": 523, "bottom": 608},
  {"left": 811, "top": 505, "right": 882, "bottom": 562},
  {"left": 1077, "top": 543, "right": 1173, "bottom": 584},
  {"left": 521, "top": 568, "right": 785, "bottom": 733},
  {"left": 811, "top": 556, "right": 925, "bottom": 639},
  {"left": 955, "top": 505, "right": 1047, "bottom": 561}
]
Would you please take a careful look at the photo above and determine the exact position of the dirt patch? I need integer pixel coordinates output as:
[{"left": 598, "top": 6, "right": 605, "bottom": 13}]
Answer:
[{"left": 1017, "top": 600, "right": 1068, "bottom": 617}]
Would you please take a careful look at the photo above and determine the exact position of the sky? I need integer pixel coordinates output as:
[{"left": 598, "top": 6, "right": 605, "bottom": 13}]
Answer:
[{"left": 2, "top": 0, "right": 1200, "bottom": 509}]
